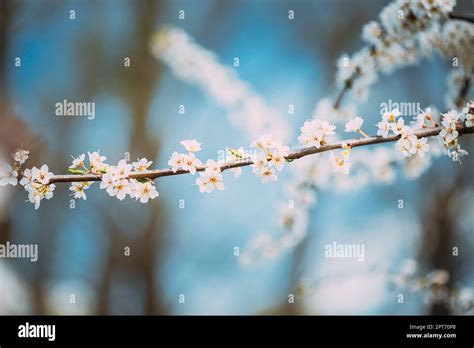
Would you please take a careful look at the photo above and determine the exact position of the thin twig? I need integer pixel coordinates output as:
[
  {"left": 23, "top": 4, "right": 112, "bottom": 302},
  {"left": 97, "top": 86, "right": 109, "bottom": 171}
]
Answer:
[
  {"left": 333, "top": 69, "right": 360, "bottom": 109},
  {"left": 449, "top": 13, "right": 474, "bottom": 24},
  {"left": 46, "top": 125, "right": 474, "bottom": 184},
  {"left": 333, "top": 83, "right": 349, "bottom": 109},
  {"left": 455, "top": 73, "right": 472, "bottom": 108}
]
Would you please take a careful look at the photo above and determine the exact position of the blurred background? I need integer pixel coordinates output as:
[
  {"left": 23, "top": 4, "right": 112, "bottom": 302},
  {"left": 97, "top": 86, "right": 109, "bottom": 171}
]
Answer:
[{"left": 0, "top": 0, "right": 473, "bottom": 315}]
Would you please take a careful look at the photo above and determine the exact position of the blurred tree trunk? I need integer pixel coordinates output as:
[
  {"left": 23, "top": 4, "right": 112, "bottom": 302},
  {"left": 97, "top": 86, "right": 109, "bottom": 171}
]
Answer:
[
  {"left": 0, "top": 0, "right": 13, "bottom": 104},
  {"left": 419, "top": 184, "right": 457, "bottom": 315},
  {"left": 418, "top": 165, "right": 471, "bottom": 315},
  {"left": 97, "top": 0, "right": 168, "bottom": 315}
]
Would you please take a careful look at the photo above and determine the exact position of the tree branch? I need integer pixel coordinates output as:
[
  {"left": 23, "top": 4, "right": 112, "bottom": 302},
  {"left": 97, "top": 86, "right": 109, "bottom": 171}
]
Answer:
[
  {"left": 47, "top": 125, "right": 474, "bottom": 184},
  {"left": 448, "top": 13, "right": 474, "bottom": 24}
]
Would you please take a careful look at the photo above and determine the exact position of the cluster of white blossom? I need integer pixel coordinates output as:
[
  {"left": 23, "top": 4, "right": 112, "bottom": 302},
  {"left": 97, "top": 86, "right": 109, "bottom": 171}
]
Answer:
[
  {"left": 167, "top": 138, "right": 228, "bottom": 193},
  {"left": 329, "top": 116, "right": 368, "bottom": 175},
  {"left": 0, "top": 149, "right": 57, "bottom": 210},
  {"left": 100, "top": 160, "right": 157, "bottom": 203},
  {"left": 168, "top": 139, "right": 203, "bottom": 175},
  {"left": 392, "top": 259, "right": 474, "bottom": 314},
  {"left": 331, "top": 144, "right": 353, "bottom": 175},
  {"left": 150, "top": 26, "right": 289, "bottom": 141},
  {"left": 379, "top": 0, "right": 455, "bottom": 41},
  {"left": 291, "top": 258, "right": 473, "bottom": 314},
  {"left": 240, "top": 102, "right": 473, "bottom": 264},
  {"left": 0, "top": 162, "right": 19, "bottom": 187},
  {"left": 444, "top": 68, "right": 472, "bottom": 109},
  {"left": 339, "top": 0, "right": 473, "bottom": 105},
  {"left": 68, "top": 151, "right": 160, "bottom": 203},
  {"left": 437, "top": 20, "right": 474, "bottom": 69},
  {"left": 297, "top": 118, "right": 336, "bottom": 148},
  {"left": 336, "top": 49, "right": 378, "bottom": 101},
  {"left": 250, "top": 134, "right": 289, "bottom": 183},
  {"left": 196, "top": 159, "right": 225, "bottom": 193},
  {"left": 377, "top": 109, "right": 430, "bottom": 158},
  {"left": 439, "top": 108, "right": 470, "bottom": 162},
  {"left": 424, "top": 20, "right": 473, "bottom": 108},
  {"left": 20, "top": 165, "right": 56, "bottom": 210},
  {"left": 240, "top": 100, "right": 362, "bottom": 264}
]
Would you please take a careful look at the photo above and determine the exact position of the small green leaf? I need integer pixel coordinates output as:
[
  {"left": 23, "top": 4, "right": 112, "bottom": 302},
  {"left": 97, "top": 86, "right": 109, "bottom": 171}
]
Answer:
[
  {"left": 229, "top": 148, "right": 243, "bottom": 159},
  {"left": 285, "top": 158, "right": 295, "bottom": 163},
  {"left": 68, "top": 168, "right": 87, "bottom": 175},
  {"left": 136, "top": 177, "right": 149, "bottom": 183}
]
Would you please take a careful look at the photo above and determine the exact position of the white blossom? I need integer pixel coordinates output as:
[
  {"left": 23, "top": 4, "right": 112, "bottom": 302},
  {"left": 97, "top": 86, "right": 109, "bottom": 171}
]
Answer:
[
  {"left": 69, "top": 182, "right": 92, "bottom": 200},
  {"left": 461, "top": 102, "right": 473, "bottom": 127},
  {"left": 251, "top": 152, "right": 268, "bottom": 175},
  {"left": 260, "top": 167, "right": 278, "bottom": 183},
  {"left": 367, "top": 147, "right": 396, "bottom": 184},
  {"left": 88, "top": 151, "right": 107, "bottom": 174},
  {"left": 383, "top": 109, "right": 401, "bottom": 123},
  {"left": 269, "top": 149, "right": 288, "bottom": 171},
  {"left": 413, "top": 107, "right": 437, "bottom": 128},
  {"left": 465, "top": 113, "right": 473, "bottom": 128},
  {"left": 31, "top": 164, "right": 53, "bottom": 185},
  {"left": 181, "top": 153, "right": 201, "bottom": 175},
  {"left": 132, "top": 158, "right": 153, "bottom": 171},
  {"left": 69, "top": 153, "right": 86, "bottom": 169},
  {"left": 391, "top": 117, "right": 406, "bottom": 135},
  {"left": 113, "top": 179, "right": 131, "bottom": 201},
  {"left": 377, "top": 119, "right": 391, "bottom": 138},
  {"left": 362, "top": 21, "right": 383, "bottom": 47},
  {"left": 345, "top": 116, "right": 364, "bottom": 133},
  {"left": 447, "top": 144, "right": 468, "bottom": 163},
  {"left": 443, "top": 109, "right": 460, "bottom": 123},
  {"left": 27, "top": 190, "right": 42, "bottom": 210},
  {"left": 331, "top": 152, "right": 351, "bottom": 175},
  {"left": 395, "top": 134, "right": 418, "bottom": 157},
  {"left": 113, "top": 159, "right": 133, "bottom": 179},
  {"left": 23, "top": 171, "right": 56, "bottom": 210},
  {"left": 250, "top": 134, "right": 288, "bottom": 183},
  {"left": 250, "top": 133, "right": 281, "bottom": 149},
  {"left": 13, "top": 149, "right": 29, "bottom": 165},
  {"left": 168, "top": 151, "right": 185, "bottom": 172},
  {"left": 230, "top": 167, "right": 242, "bottom": 178},
  {"left": 180, "top": 139, "right": 202, "bottom": 153},
  {"left": 440, "top": 124, "right": 458, "bottom": 144},
  {"left": 413, "top": 137, "right": 430, "bottom": 157},
  {"left": 298, "top": 119, "right": 336, "bottom": 148},
  {"left": 19, "top": 168, "right": 32, "bottom": 188},
  {"left": 133, "top": 181, "right": 159, "bottom": 203},
  {"left": 196, "top": 161, "right": 225, "bottom": 193},
  {"left": 404, "top": 153, "right": 432, "bottom": 179},
  {"left": 0, "top": 163, "right": 18, "bottom": 186},
  {"left": 100, "top": 172, "right": 117, "bottom": 196}
]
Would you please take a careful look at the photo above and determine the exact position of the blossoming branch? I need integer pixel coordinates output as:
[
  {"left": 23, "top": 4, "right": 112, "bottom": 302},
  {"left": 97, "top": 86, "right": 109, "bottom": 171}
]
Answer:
[
  {"left": 240, "top": 0, "right": 474, "bottom": 264},
  {"left": 1, "top": 104, "right": 473, "bottom": 209}
]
